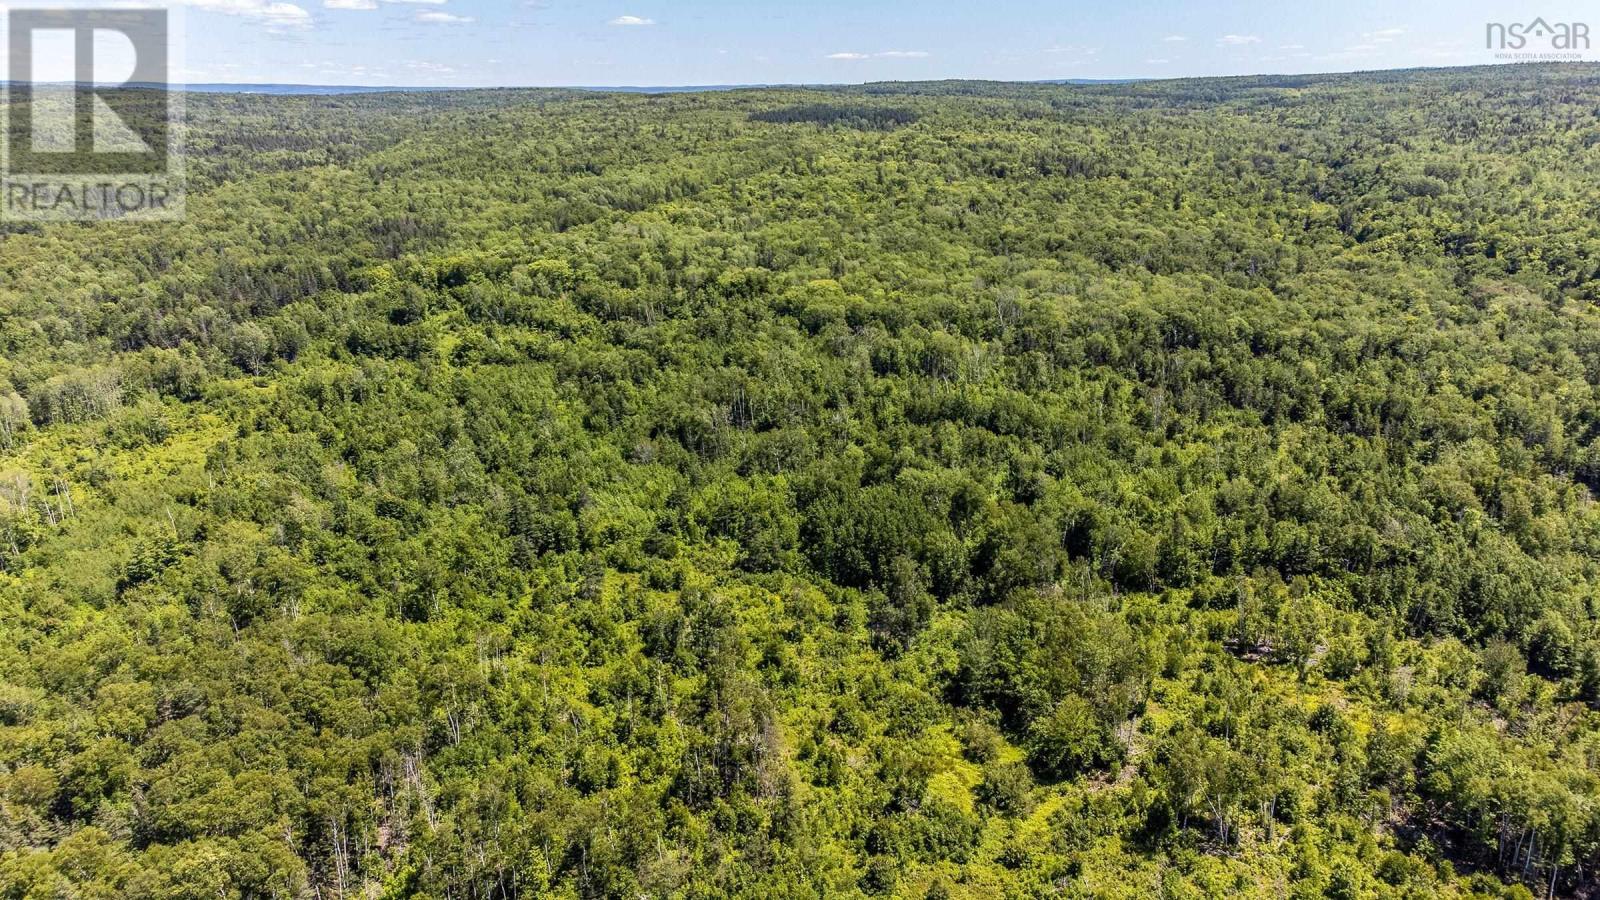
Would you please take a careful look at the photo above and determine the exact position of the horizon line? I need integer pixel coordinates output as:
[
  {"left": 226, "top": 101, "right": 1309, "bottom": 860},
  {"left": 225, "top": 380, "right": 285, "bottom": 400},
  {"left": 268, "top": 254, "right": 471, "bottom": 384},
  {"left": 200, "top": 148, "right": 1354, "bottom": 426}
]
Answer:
[{"left": 1, "top": 60, "right": 1587, "bottom": 95}]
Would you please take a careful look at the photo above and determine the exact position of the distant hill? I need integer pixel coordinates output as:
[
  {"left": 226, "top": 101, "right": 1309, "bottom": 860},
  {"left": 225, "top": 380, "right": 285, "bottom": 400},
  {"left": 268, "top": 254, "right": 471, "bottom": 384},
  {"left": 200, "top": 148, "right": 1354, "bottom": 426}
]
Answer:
[
  {"left": 2, "top": 78, "right": 1149, "bottom": 96},
  {"left": 179, "top": 83, "right": 457, "bottom": 95},
  {"left": 1036, "top": 77, "right": 1147, "bottom": 84},
  {"left": 178, "top": 82, "right": 791, "bottom": 95}
]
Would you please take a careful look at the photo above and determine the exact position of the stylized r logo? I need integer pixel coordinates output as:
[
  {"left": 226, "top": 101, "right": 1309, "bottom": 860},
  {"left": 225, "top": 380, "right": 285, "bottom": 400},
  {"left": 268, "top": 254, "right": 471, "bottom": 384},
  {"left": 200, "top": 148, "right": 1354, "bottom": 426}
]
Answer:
[{"left": 6, "top": 9, "right": 169, "bottom": 175}]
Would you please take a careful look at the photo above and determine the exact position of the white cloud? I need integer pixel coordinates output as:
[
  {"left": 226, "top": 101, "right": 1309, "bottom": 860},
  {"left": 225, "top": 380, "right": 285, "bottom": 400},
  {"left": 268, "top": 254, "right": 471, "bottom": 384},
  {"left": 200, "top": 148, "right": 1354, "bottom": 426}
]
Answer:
[
  {"left": 1162, "top": 34, "right": 1187, "bottom": 42},
  {"left": 417, "top": 10, "right": 472, "bottom": 22},
  {"left": 1042, "top": 44, "right": 1099, "bottom": 66},
  {"left": 1279, "top": 43, "right": 1304, "bottom": 50},
  {"left": 608, "top": 14, "right": 655, "bottom": 25},
  {"left": 325, "top": 0, "right": 376, "bottom": 9},
  {"left": 1364, "top": 27, "right": 1405, "bottom": 42},
  {"left": 1145, "top": 58, "right": 1169, "bottom": 64},
  {"left": 1318, "top": 41, "right": 1385, "bottom": 61},
  {"left": 257, "top": 1, "right": 311, "bottom": 23},
  {"left": 1417, "top": 41, "right": 1468, "bottom": 60},
  {"left": 1217, "top": 34, "right": 1260, "bottom": 46},
  {"left": 177, "top": 0, "right": 313, "bottom": 26},
  {"left": 311, "top": 62, "right": 391, "bottom": 79},
  {"left": 828, "top": 50, "right": 930, "bottom": 60}
]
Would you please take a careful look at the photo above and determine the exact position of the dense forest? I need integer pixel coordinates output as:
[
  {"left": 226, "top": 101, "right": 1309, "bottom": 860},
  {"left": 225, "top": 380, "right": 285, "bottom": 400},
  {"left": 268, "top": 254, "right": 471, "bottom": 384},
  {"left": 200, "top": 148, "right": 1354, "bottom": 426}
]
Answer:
[{"left": 2, "top": 64, "right": 1600, "bottom": 897}]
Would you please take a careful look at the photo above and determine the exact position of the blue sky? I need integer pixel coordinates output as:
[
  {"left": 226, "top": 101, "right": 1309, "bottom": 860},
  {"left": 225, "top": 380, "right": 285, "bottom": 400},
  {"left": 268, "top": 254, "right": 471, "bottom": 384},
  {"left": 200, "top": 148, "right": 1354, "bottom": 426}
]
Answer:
[{"left": 129, "top": 0, "right": 1600, "bottom": 85}]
